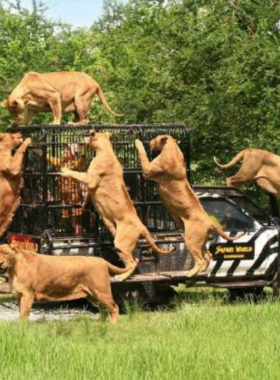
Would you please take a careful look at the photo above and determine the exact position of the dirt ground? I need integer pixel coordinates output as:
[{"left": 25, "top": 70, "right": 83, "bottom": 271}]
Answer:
[{"left": 0, "top": 280, "right": 98, "bottom": 322}]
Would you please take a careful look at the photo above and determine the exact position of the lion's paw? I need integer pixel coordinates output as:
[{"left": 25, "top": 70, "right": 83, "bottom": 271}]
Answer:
[
  {"left": 60, "top": 167, "right": 71, "bottom": 177},
  {"left": 135, "top": 139, "right": 144, "bottom": 150},
  {"left": 114, "top": 274, "right": 125, "bottom": 282},
  {"left": 24, "top": 138, "right": 32, "bottom": 146}
]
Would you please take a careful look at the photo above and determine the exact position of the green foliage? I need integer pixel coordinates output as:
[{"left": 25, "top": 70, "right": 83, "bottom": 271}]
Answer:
[
  {"left": 1, "top": 0, "right": 280, "bottom": 182},
  {"left": 0, "top": 0, "right": 97, "bottom": 124},
  {"left": 93, "top": 0, "right": 280, "bottom": 183}
]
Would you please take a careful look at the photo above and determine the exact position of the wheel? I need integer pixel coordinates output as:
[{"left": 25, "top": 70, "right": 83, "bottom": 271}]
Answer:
[
  {"left": 228, "top": 287, "right": 265, "bottom": 302},
  {"left": 138, "top": 282, "right": 177, "bottom": 308},
  {"left": 271, "top": 270, "right": 280, "bottom": 298},
  {"left": 113, "top": 282, "right": 177, "bottom": 310}
]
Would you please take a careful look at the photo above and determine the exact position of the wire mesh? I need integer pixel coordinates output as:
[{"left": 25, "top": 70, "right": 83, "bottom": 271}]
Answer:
[{"left": 8, "top": 124, "right": 190, "bottom": 242}]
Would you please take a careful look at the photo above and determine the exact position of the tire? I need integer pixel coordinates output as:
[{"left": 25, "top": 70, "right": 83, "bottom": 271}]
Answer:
[
  {"left": 228, "top": 287, "right": 265, "bottom": 302},
  {"left": 145, "top": 283, "right": 177, "bottom": 306},
  {"left": 113, "top": 282, "right": 177, "bottom": 309}
]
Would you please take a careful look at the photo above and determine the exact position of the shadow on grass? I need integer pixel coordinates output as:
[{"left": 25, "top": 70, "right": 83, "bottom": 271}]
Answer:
[
  {"left": 0, "top": 284, "right": 276, "bottom": 323},
  {"left": 173, "top": 285, "right": 274, "bottom": 307},
  {"left": 32, "top": 286, "right": 275, "bottom": 316}
]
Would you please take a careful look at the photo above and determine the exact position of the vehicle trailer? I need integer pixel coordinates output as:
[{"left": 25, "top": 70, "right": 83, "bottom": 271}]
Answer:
[{"left": 4, "top": 124, "right": 280, "bottom": 302}]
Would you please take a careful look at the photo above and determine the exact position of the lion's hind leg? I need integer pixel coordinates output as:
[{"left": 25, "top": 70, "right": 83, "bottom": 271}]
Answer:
[
  {"left": 226, "top": 158, "right": 260, "bottom": 187},
  {"left": 73, "top": 93, "right": 91, "bottom": 124},
  {"left": 227, "top": 175, "right": 251, "bottom": 187},
  {"left": 184, "top": 225, "right": 208, "bottom": 277},
  {"left": 201, "top": 248, "right": 212, "bottom": 272},
  {"left": 185, "top": 246, "right": 206, "bottom": 277},
  {"left": 67, "top": 111, "right": 80, "bottom": 125},
  {"left": 256, "top": 178, "right": 278, "bottom": 196},
  {"left": 113, "top": 228, "right": 139, "bottom": 282},
  {"left": 87, "top": 293, "right": 119, "bottom": 324}
]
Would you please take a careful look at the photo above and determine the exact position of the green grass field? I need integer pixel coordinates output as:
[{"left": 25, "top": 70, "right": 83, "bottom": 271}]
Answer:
[{"left": 1, "top": 288, "right": 280, "bottom": 380}]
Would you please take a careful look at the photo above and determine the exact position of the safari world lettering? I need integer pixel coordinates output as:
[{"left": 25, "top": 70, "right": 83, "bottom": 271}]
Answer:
[
  {"left": 210, "top": 243, "right": 254, "bottom": 260},
  {"left": 7, "top": 234, "right": 40, "bottom": 252}
]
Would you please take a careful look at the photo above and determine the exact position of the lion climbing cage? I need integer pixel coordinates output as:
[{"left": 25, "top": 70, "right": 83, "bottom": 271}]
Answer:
[
  {"left": 4, "top": 123, "right": 280, "bottom": 301},
  {"left": 6, "top": 124, "right": 190, "bottom": 263}
]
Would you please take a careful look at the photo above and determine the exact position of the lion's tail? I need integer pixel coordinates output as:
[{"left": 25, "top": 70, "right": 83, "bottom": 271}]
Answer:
[
  {"left": 141, "top": 227, "right": 176, "bottom": 255},
  {"left": 212, "top": 223, "right": 246, "bottom": 241},
  {"left": 214, "top": 150, "right": 245, "bottom": 169},
  {"left": 96, "top": 86, "right": 125, "bottom": 117},
  {"left": 107, "top": 262, "right": 130, "bottom": 275}
]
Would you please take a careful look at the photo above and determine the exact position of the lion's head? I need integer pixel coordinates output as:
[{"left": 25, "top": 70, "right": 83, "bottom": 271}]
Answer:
[
  {"left": 1, "top": 98, "right": 25, "bottom": 126},
  {"left": 0, "top": 244, "right": 16, "bottom": 273},
  {"left": 149, "top": 135, "right": 178, "bottom": 152},
  {"left": 0, "top": 132, "right": 23, "bottom": 151},
  {"left": 88, "top": 130, "right": 112, "bottom": 151}
]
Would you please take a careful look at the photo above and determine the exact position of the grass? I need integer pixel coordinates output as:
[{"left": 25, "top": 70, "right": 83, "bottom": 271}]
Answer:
[{"left": 1, "top": 288, "right": 280, "bottom": 380}]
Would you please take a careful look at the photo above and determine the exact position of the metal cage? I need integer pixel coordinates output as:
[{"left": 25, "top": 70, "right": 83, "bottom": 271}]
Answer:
[
  {"left": 5, "top": 124, "right": 276, "bottom": 293},
  {"left": 8, "top": 124, "right": 190, "bottom": 244}
]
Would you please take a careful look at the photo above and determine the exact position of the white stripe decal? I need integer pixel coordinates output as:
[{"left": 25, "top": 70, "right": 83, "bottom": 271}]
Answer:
[{"left": 207, "top": 229, "right": 278, "bottom": 277}]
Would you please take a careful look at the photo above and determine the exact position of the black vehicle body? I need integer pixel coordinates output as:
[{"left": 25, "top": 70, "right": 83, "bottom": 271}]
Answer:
[{"left": 5, "top": 124, "right": 280, "bottom": 300}]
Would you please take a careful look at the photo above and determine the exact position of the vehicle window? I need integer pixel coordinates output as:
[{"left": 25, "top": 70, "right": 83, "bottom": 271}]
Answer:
[{"left": 199, "top": 198, "right": 257, "bottom": 231}]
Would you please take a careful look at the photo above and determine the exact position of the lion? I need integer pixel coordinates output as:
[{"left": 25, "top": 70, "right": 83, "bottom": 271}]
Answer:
[
  {"left": 135, "top": 135, "right": 245, "bottom": 277},
  {"left": 0, "top": 132, "right": 31, "bottom": 239},
  {"left": 214, "top": 148, "right": 280, "bottom": 197},
  {"left": 60, "top": 131, "right": 175, "bottom": 281},
  {"left": 1, "top": 71, "right": 124, "bottom": 126},
  {"left": 0, "top": 243, "right": 129, "bottom": 323}
]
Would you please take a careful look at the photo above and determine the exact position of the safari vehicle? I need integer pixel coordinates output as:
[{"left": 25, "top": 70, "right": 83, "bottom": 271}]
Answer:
[{"left": 4, "top": 123, "right": 280, "bottom": 302}]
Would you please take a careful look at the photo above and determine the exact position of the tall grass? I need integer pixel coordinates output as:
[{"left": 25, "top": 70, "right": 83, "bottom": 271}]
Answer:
[{"left": 1, "top": 290, "right": 280, "bottom": 380}]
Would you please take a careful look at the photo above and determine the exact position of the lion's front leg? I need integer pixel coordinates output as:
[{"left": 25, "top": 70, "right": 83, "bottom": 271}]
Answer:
[
  {"left": 135, "top": 139, "right": 152, "bottom": 174},
  {"left": 21, "top": 108, "right": 37, "bottom": 125},
  {"left": 19, "top": 293, "right": 34, "bottom": 320},
  {"left": 135, "top": 139, "right": 161, "bottom": 179},
  {"left": 48, "top": 92, "right": 62, "bottom": 124},
  {"left": 60, "top": 168, "right": 88, "bottom": 183},
  {"left": 60, "top": 168, "right": 100, "bottom": 190}
]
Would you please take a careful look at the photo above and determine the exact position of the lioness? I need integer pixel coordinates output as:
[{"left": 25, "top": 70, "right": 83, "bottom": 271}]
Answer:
[
  {"left": 0, "top": 132, "right": 31, "bottom": 238},
  {"left": 60, "top": 131, "right": 175, "bottom": 281},
  {"left": 135, "top": 136, "right": 245, "bottom": 277},
  {"left": 214, "top": 149, "right": 280, "bottom": 197},
  {"left": 1, "top": 71, "right": 124, "bottom": 126},
  {"left": 0, "top": 243, "right": 128, "bottom": 323}
]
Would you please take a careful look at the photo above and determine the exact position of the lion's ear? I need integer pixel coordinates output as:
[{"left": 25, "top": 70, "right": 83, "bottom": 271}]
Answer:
[
  {"left": 89, "top": 130, "right": 96, "bottom": 137},
  {"left": 0, "top": 133, "right": 4, "bottom": 141},
  {"left": 11, "top": 99, "right": 23, "bottom": 111},
  {"left": 105, "top": 132, "right": 112, "bottom": 141},
  {"left": 1, "top": 100, "right": 8, "bottom": 108},
  {"left": 160, "top": 136, "right": 168, "bottom": 145}
]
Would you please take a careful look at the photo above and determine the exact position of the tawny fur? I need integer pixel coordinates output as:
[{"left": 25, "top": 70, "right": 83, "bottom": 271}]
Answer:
[
  {"left": 60, "top": 131, "right": 175, "bottom": 281},
  {"left": 0, "top": 133, "right": 31, "bottom": 238},
  {"left": 1, "top": 71, "right": 124, "bottom": 126},
  {"left": 0, "top": 243, "right": 127, "bottom": 323},
  {"left": 135, "top": 135, "right": 245, "bottom": 277},
  {"left": 214, "top": 148, "right": 280, "bottom": 197}
]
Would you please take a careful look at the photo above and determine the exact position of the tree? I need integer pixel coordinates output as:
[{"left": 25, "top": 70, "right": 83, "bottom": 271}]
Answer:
[
  {"left": 93, "top": 0, "right": 280, "bottom": 183},
  {"left": 1, "top": 0, "right": 280, "bottom": 186},
  {"left": 0, "top": 0, "right": 97, "bottom": 124}
]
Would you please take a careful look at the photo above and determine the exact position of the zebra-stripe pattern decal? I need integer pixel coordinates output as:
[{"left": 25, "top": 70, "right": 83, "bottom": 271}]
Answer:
[
  {"left": 47, "top": 191, "right": 280, "bottom": 283},
  {"left": 206, "top": 228, "right": 278, "bottom": 278},
  {"left": 196, "top": 191, "right": 279, "bottom": 279}
]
